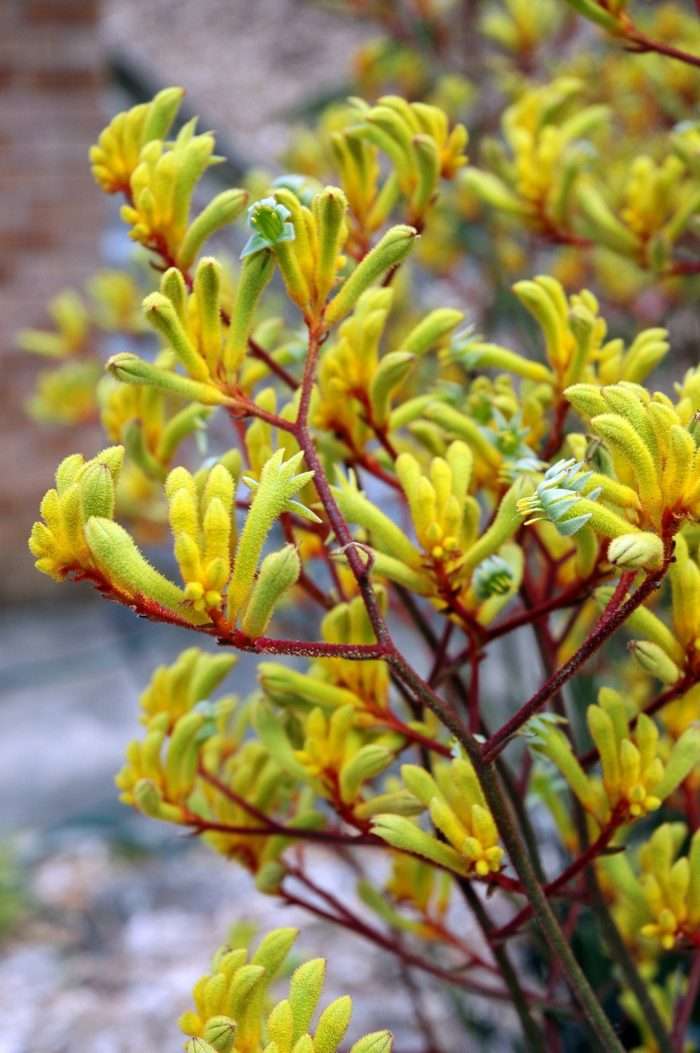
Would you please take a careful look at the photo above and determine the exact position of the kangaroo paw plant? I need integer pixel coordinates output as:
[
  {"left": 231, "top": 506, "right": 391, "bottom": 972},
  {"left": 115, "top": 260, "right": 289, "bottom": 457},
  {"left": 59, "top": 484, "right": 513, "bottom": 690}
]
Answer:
[{"left": 23, "top": 6, "right": 700, "bottom": 1048}]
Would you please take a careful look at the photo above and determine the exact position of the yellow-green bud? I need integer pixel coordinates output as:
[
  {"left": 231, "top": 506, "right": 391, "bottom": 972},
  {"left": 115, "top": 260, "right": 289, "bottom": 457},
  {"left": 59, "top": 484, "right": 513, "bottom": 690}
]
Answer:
[
  {"left": 143, "top": 292, "right": 209, "bottom": 380},
  {"left": 314, "top": 186, "right": 348, "bottom": 305},
  {"left": 161, "top": 267, "right": 188, "bottom": 321},
  {"left": 289, "top": 958, "right": 325, "bottom": 1036},
  {"left": 142, "top": 85, "right": 184, "bottom": 144},
  {"left": 629, "top": 641, "right": 682, "bottom": 685},
  {"left": 655, "top": 727, "right": 700, "bottom": 800},
  {"left": 314, "top": 995, "right": 352, "bottom": 1053},
  {"left": 608, "top": 532, "right": 664, "bottom": 571},
  {"left": 178, "top": 188, "right": 248, "bottom": 269},
  {"left": 350, "top": 1031, "right": 393, "bottom": 1053},
  {"left": 107, "top": 353, "right": 232, "bottom": 405},
  {"left": 194, "top": 258, "right": 223, "bottom": 374},
  {"left": 202, "top": 1016, "right": 237, "bottom": 1053},
  {"left": 339, "top": 745, "right": 392, "bottom": 804},
  {"left": 79, "top": 462, "right": 115, "bottom": 520},
  {"left": 459, "top": 169, "right": 527, "bottom": 215},
  {"left": 240, "top": 544, "right": 301, "bottom": 637},
  {"left": 411, "top": 134, "right": 440, "bottom": 219},
  {"left": 84, "top": 516, "right": 204, "bottom": 622},
  {"left": 324, "top": 225, "right": 417, "bottom": 327},
  {"left": 224, "top": 249, "right": 276, "bottom": 373},
  {"left": 371, "top": 814, "right": 467, "bottom": 874}
]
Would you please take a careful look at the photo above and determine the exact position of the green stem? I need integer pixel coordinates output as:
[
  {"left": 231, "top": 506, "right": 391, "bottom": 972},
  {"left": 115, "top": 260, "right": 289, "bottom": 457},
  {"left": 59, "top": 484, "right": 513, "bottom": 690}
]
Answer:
[
  {"left": 572, "top": 805, "right": 675, "bottom": 1053},
  {"left": 390, "top": 653, "right": 626, "bottom": 1053},
  {"left": 458, "top": 878, "right": 548, "bottom": 1052}
]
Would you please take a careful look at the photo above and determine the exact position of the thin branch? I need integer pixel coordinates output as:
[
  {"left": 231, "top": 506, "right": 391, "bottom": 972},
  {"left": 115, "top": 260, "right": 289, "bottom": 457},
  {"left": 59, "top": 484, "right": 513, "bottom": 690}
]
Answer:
[{"left": 481, "top": 559, "right": 672, "bottom": 763}]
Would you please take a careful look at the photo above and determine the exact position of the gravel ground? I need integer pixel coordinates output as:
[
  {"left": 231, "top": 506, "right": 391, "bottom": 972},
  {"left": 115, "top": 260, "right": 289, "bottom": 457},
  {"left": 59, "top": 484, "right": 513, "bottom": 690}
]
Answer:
[
  {"left": 0, "top": 596, "right": 525, "bottom": 1052},
  {"left": 0, "top": 834, "right": 483, "bottom": 1053}
]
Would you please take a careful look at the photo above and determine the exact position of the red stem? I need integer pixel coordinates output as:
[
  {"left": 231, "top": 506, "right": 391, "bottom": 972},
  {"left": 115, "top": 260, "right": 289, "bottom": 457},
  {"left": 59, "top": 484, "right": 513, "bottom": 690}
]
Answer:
[
  {"left": 481, "top": 562, "right": 671, "bottom": 763},
  {"left": 495, "top": 811, "right": 624, "bottom": 941}
]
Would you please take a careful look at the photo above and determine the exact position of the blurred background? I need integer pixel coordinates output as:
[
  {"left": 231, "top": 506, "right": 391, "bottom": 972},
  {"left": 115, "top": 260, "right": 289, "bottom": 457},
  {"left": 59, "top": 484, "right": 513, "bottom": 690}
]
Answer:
[
  {"left": 3, "top": 1, "right": 700, "bottom": 1050},
  {"left": 1, "top": 4, "right": 451, "bottom": 1050}
]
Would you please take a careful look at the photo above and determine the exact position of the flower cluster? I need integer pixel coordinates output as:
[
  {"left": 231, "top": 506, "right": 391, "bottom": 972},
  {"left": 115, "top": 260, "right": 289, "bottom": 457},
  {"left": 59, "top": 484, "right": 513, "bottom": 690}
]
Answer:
[{"left": 19, "top": 15, "right": 700, "bottom": 1047}]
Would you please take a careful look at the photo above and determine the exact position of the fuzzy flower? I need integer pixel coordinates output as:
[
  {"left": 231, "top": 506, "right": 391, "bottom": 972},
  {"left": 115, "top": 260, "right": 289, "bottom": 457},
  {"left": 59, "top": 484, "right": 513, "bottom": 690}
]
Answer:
[{"left": 517, "top": 458, "right": 601, "bottom": 536}]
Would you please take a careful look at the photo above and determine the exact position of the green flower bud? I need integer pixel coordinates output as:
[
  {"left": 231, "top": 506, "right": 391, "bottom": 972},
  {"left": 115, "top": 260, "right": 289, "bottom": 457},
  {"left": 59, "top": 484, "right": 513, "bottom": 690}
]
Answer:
[
  {"left": 242, "top": 196, "right": 295, "bottom": 257},
  {"left": 411, "top": 133, "right": 440, "bottom": 219},
  {"left": 185, "top": 1040, "right": 218, "bottom": 1053},
  {"left": 255, "top": 861, "right": 287, "bottom": 895},
  {"left": 608, "top": 532, "right": 664, "bottom": 571},
  {"left": 350, "top": 1031, "right": 393, "bottom": 1053},
  {"left": 202, "top": 1016, "right": 237, "bottom": 1053},
  {"left": 194, "top": 257, "right": 223, "bottom": 374},
  {"left": 240, "top": 544, "right": 301, "bottom": 637},
  {"left": 460, "top": 169, "right": 527, "bottom": 215},
  {"left": 161, "top": 266, "right": 189, "bottom": 321},
  {"left": 250, "top": 925, "right": 298, "bottom": 973},
  {"left": 107, "top": 353, "right": 232, "bottom": 405},
  {"left": 143, "top": 292, "right": 209, "bottom": 380},
  {"left": 655, "top": 727, "right": 700, "bottom": 800},
  {"left": 577, "top": 183, "right": 639, "bottom": 256},
  {"left": 462, "top": 479, "right": 529, "bottom": 575},
  {"left": 371, "top": 814, "right": 467, "bottom": 874},
  {"left": 289, "top": 958, "right": 325, "bottom": 1037},
  {"left": 228, "top": 450, "right": 314, "bottom": 620},
  {"left": 178, "top": 188, "right": 248, "bottom": 269},
  {"left": 142, "top": 85, "right": 184, "bottom": 144},
  {"left": 324, "top": 225, "right": 417, "bottom": 327},
  {"left": 629, "top": 640, "right": 682, "bottom": 686},
  {"left": 224, "top": 250, "right": 276, "bottom": 373},
  {"left": 314, "top": 995, "right": 352, "bottom": 1053},
  {"left": 84, "top": 516, "right": 205, "bottom": 622},
  {"left": 456, "top": 341, "right": 553, "bottom": 383},
  {"left": 78, "top": 461, "right": 116, "bottom": 520},
  {"left": 339, "top": 744, "right": 392, "bottom": 804},
  {"left": 314, "top": 186, "right": 348, "bottom": 304}
]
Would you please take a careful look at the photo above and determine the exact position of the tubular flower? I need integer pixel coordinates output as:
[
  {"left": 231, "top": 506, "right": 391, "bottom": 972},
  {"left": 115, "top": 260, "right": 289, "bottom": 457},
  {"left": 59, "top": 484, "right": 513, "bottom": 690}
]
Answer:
[
  {"left": 179, "top": 926, "right": 393, "bottom": 1053},
  {"left": 462, "top": 78, "right": 607, "bottom": 239},
  {"left": 517, "top": 459, "right": 602, "bottom": 537},
  {"left": 28, "top": 447, "right": 123, "bottom": 580},
  {"left": 166, "top": 463, "right": 235, "bottom": 614},
  {"left": 351, "top": 95, "right": 468, "bottom": 225},
  {"left": 138, "top": 647, "right": 236, "bottom": 727},
  {"left": 254, "top": 700, "right": 395, "bottom": 814},
  {"left": 119, "top": 688, "right": 315, "bottom": 875},
  {"left": 578, "top": 149, "right": 700, "bottom": 271},
  {"left": 17, "top": 289, "right": 90, "bottom": 359},
  {"left": 240, "top": 181, "right": 416, "bottom": 326},
  {"left": 116, "top": 706, "right": 217, "bottom": 821},
  {"left": 512, "top": 277, "right": 669, "bottom": 387},
  {"left": 566, "top": 381, "right": 700, "bottom": 529},
  {"left": 89, "top": 86, "right": 183, "bottom": 195},
  {"left": 373, "top": 757, "right": 505, "bottom": 879},
  {"left": 119, "top": 118, "right": 231, "bottom": 260},
  {"left": 600, "top": 823, "right": 700, "bottom": 955},
  {"left": 528, "top": 691, "right": 700, "bottom": 828},
  {"left": 313, "top": 287, "right": 394, "bottom": 445},
  {"left": 395, "top": 442, "right": 477, "bottom": 571},
  {"left": 99, "top": 371, "right": 211, "bottom": 482},
  {"left": 638, "top": 824, "right": 700, "bottom": 951},
  {"left": 357, "top": 852, "right": 453, "bottom": 943},
  {"left": 31, "top": 448, "right": 307, "bottom": 635},
  {"left": 316, "top": 594, "right": 391, "bottom": 710}
]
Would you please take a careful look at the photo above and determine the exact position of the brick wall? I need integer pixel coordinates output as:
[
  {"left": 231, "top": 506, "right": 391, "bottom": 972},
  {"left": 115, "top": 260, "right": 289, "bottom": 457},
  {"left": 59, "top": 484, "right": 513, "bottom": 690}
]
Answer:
[{"left": 0, "top": 0, "right": 104, "bottom": 598}]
